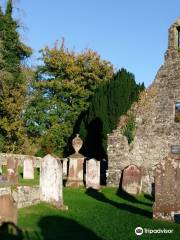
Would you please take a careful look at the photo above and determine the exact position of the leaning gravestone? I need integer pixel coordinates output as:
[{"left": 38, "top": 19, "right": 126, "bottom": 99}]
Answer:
[
  {"left": 40, "top": 154, "right": 63, "bottom": 207},
  {"left": 86, "top": 159, "right": 100, "bottom": 190},
  {"left": 153, "top": 154, "right": 180, "bottom": 222},
  {"left": 6, "top": 158, "right": 18, "bottom": 184},
  {"left": 0, "top": 195, "right": 17, "bottom": 224},
  {"left": 23, "top": 158, "right": 34, "bottom": 179},
  {"left": 121, "top": 165, "right": 142, "bottom": 195}
]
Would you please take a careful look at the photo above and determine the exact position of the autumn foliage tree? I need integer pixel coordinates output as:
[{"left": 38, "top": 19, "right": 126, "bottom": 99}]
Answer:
[
  {"left": 0, "top": 0, "right": 32, "bottom": 152},
  {"left": 25, "top": 40, "right": 113, "bottom": 156}
]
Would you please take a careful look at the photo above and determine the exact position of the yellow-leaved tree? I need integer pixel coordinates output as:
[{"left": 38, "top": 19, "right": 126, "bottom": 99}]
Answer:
[{"left": 25, "top": 39, "right": 113, "bottom": 156}]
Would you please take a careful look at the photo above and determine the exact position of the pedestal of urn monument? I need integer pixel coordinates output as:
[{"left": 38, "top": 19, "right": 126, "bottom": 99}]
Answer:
[{"left": 66, "top": 134, "right": 85, "bottom": 187}]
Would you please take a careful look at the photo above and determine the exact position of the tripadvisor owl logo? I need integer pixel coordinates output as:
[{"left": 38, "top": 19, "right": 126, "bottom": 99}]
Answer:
[{"left": 135, "top": 227, "right": 143, "bottom": 236}]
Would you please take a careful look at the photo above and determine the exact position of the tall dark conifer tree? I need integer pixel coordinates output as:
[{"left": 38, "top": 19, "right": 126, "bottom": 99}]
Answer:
[
  {"left": 76, "top": 68, "right": 144, "bottom": 159},
  {"left": 0, "top": 0, "right": 32, "bottom": 152}
]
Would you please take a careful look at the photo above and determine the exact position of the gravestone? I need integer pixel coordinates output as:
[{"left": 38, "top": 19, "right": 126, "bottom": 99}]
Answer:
[
  {"left": 23, "top": 158, "right": 34, "bottom": 179},
  {"left": 62, "top": 158, "right": 68, "bottom": 177},
  {"left": 6, "top": 158, "right": 18, "bottom": 184},
  {"left": 0, "top": 195, "right": 17, "bottom": 224},
  {"left": 66, "top": 134, "right": 85, "bottom": 187},
  {"left": 86, "top": 159, "right": 100, "bottom": 190},
  {"left": 66, "top": 154, "right": 85, "bottom": 187},
  {"left": 40, "top": 154, "right": 63, "bottom": 207},
  {"left": 121, "top": 165, "right": 142, "bottom": 195},
  {"left": 153, "top": 155, "right": 180, "bottom": 222}
]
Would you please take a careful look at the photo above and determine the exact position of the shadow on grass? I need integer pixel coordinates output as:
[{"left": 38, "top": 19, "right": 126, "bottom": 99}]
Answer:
[
  {"left": 0, "top": 222, "right": 23, "bottom": 240},
  {"left": 0, "top": 217, "right": 104, "bottom": 240},
  {"left": 144, "top": 193, "right": 154, "bottom": 202},
  {"left": 86, "top": 188, "right": 152, "bottom": 219},
  {"left": 38, "top": 216, "right": 104, "bottom": 240},
  {"left": 117, "top": 188, "right": 153, "bottom": 207}
]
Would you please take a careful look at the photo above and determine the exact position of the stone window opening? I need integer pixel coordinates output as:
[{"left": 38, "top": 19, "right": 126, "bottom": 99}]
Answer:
[
  {"left": 175, "top": 102, "right": 180, "bottom": 122},
  {"left": 177, "top": 27, "right": 180, "bottom": 48}
]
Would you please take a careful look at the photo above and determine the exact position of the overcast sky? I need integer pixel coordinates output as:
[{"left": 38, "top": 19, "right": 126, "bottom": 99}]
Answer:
[{"left": 1, "top": 0, "right": 180, "bottom": 86}]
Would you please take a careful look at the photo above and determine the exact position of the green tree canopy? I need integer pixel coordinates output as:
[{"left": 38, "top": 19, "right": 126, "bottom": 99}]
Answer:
[{"left": 25, "top": 40, "right": 113, "bottom": 156}]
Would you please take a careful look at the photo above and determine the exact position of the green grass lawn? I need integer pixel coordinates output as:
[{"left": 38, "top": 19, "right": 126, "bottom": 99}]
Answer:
[
  {"left": 1, "top": 188, "right": 180, "bottom": 240},
  {"left": 0, "top": 166, "right": 40, "bottom": 186},
  {"left": 18, "top": 167, "right": 40, "bottom": 186}
]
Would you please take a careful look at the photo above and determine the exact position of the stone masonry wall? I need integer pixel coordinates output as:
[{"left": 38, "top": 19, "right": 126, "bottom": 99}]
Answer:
[
  {"left": 107, "top": 18, "right": 180, "bottom": 193},
  {"left": 0, "top": 186, "right": 40, "bottom": 209},
  {"left": 12, "top": 186, "right": 40, "bottom": 209},
  {"left": 0, "top": 187, "right": 11, "bottom": 196},
  {"left": 0, "top": 153, "right": 67, "bottom": 170},
  {"left": 0, "top": 153, "right": 42, "bottom": 168}
]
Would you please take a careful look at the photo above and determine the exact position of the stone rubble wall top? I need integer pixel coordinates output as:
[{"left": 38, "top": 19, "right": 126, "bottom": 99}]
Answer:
[{"left": 0, "top": 153, "right": 67, "bottom": 168}]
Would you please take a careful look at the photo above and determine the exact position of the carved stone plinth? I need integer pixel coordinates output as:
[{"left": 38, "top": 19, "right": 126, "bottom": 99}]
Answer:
[{"left": 66, "top": 153, "right": 85, "bottom": 187}]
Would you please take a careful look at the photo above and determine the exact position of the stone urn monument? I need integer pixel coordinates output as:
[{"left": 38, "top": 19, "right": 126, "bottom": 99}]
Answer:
[
  {"left": 72, "top": 134, "right": 83, "bottom": 154},
  {"left": 66, "top": 134, "right": 85, "bottom": 187}
]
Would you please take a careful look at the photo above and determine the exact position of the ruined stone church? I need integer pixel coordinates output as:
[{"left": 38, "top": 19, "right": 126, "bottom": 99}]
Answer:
[{"left": 107, "top": 18, "right": 180, "bottom": 194}]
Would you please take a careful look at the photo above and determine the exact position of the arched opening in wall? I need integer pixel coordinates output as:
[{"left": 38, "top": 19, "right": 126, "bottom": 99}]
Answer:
[{"left": 174, "top": 102, "right": 180, "bottom": 122}]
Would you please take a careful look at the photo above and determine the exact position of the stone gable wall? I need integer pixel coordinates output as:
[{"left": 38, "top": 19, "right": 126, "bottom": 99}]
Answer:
[{"left": 107, "top": 18, "right": 180, "bottom": 193}]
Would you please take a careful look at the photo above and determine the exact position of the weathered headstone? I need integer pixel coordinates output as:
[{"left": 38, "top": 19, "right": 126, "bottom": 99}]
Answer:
[
  {"left": 153, "top": 155, "right": 180, "bottom": 222},
  {"left": 6, "top": 158, "right": 18, "bottom": 184},
  {"left": 62, "top": 158, "right": 68, "bottom": 177},
  {"left": 66, "top": 134, "right": 85, "bottom": 187},
  {"left": 40, "top": 154, "right": 63, "bottom": 207},
  {"left": 0, "top": 195, "right": 17, "bottom": 224},
  {"left": 121, "top": 165, "right": 142, "bottom": 195},
  {"left": 23, "top": 158, "right": 34, "bottom": 179},
  {"left": 86, "top": 159, "right": 100, "bottom": 190}
]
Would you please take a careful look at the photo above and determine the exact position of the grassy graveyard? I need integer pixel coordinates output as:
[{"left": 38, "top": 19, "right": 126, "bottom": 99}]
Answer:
[
  {"left": 0, "top": 166, "right": 40, "bottom": 187},
  {"left": 15, "top": 188, "right": 180, "bottom": 240},
  {"left": 18, "top": 167, "right": 40, "bottom": 186}
]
